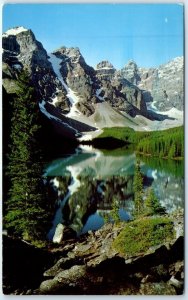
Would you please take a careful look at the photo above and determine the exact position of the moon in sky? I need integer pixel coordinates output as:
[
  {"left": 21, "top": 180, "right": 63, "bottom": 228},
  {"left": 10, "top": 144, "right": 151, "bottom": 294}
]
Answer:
[{"left": 165, "top": 17, "right": 168, "bottom": 23}]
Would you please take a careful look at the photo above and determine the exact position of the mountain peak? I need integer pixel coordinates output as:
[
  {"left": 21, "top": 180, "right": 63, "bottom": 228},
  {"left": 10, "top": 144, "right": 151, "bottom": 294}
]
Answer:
[
  {"left": 54, "top": 46, "right": 81, "bottom": 57},
  {"left": 3, "top": 26, "right": 29, "bottom": 37},
  {"left": 96, "top": 60, "right": 115, "bottom": 70},
  {"left": 125, "top": 59, "right": 138, "bottom": 68}
]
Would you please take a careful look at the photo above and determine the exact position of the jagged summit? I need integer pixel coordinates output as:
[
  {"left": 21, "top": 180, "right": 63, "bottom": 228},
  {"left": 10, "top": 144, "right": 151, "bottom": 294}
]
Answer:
[
  {"left": 95, "top": 61, "right": 116, "bottom": 82},
  {"left": 52, "top": 46, "right": 84, "bottom": 66},
  {"left": 53, "top": 46, "right": 81, "bottom": 56},
  {"left": 96, "top": 60, "right": 115, "bottom": 70},
  {"left": 119, "top": 59, "right": 140, "bottom": 85},
  {"left": 3, "top": 26, "right": 29, "bottom": 37},
  {"left": 158, "top": 56, "right": 183, "bottom": 68},
  {"left": 125, "top": 59, "right": 138, "bottom": 67}
]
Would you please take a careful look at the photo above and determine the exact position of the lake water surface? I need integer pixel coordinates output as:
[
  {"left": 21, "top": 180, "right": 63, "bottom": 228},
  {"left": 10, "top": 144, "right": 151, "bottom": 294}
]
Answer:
[{"left": 44, "top": 145, "right": 184, "bottom": 240}]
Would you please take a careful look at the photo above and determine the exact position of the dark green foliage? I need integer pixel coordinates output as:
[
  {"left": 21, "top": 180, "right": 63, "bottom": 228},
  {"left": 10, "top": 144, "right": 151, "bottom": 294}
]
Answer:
[
  {"left": 133, "top": 161, "right": 144, "bottom": 216},
  {"left": 103, "top": 198, "right": 121, "bottom": 224},
  {"left": 94, "top": 127, "right": 137, "bottom": 143},
  {"left": 99, "top": 144, "right": 135, "bottom": 157},
  {"left": 136, "top": 126, "right": 184, "bottom": 159},
  {"left": 110, "top": 198, "right": 120, "bottom": 224},
  {"left": 5, "top": 164, "right": 50, "bottom": 243},
  {"left": 112, "top": 217, "right": 174, "bottom": 255},
  {"left": 4, "top": 71, "right": 52, "bottom": 245},
  {"left": 94, "top": 126, "right": 184, "bottom": 160},
  {"left": 144, "top": 188, "right": 166, "bottom": 216}
]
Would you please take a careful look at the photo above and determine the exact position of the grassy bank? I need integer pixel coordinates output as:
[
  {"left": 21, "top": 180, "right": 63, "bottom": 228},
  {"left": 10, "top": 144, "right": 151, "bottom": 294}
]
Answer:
[{"left": 112, "top": 216, "right": 174, "bottom": 256}]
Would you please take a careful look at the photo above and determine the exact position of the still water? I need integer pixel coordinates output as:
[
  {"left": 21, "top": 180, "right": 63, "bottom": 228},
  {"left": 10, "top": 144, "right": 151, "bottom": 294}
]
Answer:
[{"left": 44, "top": 145, "right": 184, "bottom": 240}]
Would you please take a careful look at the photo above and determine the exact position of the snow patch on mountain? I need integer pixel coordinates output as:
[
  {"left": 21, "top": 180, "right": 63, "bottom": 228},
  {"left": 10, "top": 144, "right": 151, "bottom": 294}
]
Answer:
[
  {"left": 39, "top": 100, "right": 60, "bottom": 122},
  {"left": 48, "top": 53, "right": 81, "bottom": 117},
  {"left": 147, "top": 101, "right": 183, "bottom": 121},
  {"left": 96, "top": 66, "right": 114, "bottom": 70},
  {"left": 96, "top": 88, "right": 104, "bottom": 101},
  {"left": 51, "top": 89, "right": 60, "bottom": 106},
  {"left": 159, "top": 107, "right": 183, "bottom": 119},
  {"left": 39, "top": 100, "right": 79, "bottom": 134},
  {"left": 3, "top": 26, "right": 28, "bottom": 37}
]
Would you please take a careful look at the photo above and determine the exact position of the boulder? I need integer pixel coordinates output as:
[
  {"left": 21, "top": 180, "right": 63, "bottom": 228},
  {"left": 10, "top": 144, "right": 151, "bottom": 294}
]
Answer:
[
  {"left": 169, "top": 276, "right": 183, "bottom": 289},
  {"left": 39, "top": 265, "right": 87, "bottom": 294},
  {"left": 53, "top": 224, "right": 65, "bottom": 243}
]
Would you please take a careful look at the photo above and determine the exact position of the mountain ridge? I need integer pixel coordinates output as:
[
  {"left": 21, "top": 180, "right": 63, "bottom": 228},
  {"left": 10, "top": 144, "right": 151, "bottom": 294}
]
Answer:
[{"left": 2, "top": 26, "right": 184, "bottom": 140}]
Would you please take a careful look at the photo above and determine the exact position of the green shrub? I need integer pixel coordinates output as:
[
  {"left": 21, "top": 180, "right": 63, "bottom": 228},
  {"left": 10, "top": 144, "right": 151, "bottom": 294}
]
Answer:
[{"left": 112, "top": 217, "right": 174, "bottom": 256}]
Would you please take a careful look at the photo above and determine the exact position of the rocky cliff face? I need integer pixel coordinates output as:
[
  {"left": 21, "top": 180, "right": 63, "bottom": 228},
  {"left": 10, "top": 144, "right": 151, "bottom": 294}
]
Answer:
[
  {"left": 2, "top": 27, "right": 60, "bottom": 100},
  {"left": 144, "top": 57, "right": 184, "bottom": 111},
  {"left": 96, "top": 60, "right": 116, "bottom": 81},
  {"left": 2, "top": 27, "right": 184, "bottom": 139},
  {"left": 120, "top": 57, "right": 184, "bottom": 111},
  {"left": 118, "top": 60, "right": 141, "bottom": 85},
  {"left": 51, "top": 47, "right": 99, "bottom": 117}
]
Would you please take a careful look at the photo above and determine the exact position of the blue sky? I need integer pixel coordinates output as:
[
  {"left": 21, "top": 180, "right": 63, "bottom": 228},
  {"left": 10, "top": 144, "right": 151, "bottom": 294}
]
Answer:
[{"left": 3, "top": 3, "right": 184, "bottom": 69}]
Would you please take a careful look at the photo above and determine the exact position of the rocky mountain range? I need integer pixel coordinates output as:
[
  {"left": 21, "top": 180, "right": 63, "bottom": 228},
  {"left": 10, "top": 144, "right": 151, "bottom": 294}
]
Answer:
[
  {"left": 2, "top": 26, "right": 184, "bottom": 140},
  {"left": 120, "top": 57, "right": 184, "bottom": 111}
]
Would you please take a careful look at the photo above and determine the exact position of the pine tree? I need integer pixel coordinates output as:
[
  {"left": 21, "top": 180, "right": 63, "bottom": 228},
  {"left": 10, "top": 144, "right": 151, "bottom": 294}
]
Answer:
[
  {"left": 144, "top": 188, "right": 166, "bottom": 216},
  {"left": 133, "top": 160, "right": 144, "bottom": 216},
  {"left": 4, "top": 71, "right": 51, "bottom": 244},
  {"left": 111, "top": 197, "right": 120, "bottom": 224}
]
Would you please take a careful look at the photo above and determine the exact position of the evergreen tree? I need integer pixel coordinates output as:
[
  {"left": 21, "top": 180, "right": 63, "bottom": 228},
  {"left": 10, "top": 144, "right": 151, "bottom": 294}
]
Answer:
[
  {"left": 4, "top": 71, "right": 52, "bottom": 244},
  {"left": 136, "top": 126, "right": 184, "bottom": 160},
  {"left": 133, "top": 161, "right": 144, "bottom": 216},
  {"left": 111, "top": 197, "right": 120, "bottom": 224},
  {"left": 144, "top": 188, "right": 166, "bottom": 216}
]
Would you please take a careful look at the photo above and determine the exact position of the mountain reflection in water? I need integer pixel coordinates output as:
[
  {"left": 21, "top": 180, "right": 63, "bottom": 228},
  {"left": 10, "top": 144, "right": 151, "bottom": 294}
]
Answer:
[{"left": 44, "top": 145, "right": 184, "bottom": 241}]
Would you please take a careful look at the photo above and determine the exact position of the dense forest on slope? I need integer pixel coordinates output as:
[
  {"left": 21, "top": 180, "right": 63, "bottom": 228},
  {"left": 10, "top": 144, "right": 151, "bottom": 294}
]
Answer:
[{"left": 93, "top": 126, "right": 184, "bottom": 160}]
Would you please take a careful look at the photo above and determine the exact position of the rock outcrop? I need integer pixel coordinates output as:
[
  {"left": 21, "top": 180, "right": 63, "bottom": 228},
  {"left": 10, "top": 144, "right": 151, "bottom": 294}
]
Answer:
[
  {"left": 37, "top": 218, "right": 183, "bottom": 295},
  {"left": 3, "top": 210, "right": 184, "bottom": 295},
  {"left": 118, "top": 60, "right": 141, "bottom": 85},
  {"left": 96, "top": 60, "right": 116, "bottom": 81}
]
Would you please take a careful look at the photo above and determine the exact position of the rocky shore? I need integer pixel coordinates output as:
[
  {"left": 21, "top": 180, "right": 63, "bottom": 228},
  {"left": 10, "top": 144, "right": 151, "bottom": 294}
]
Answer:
[{"left": 3, "top": 211, "right": 184, "bottom": 295}]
